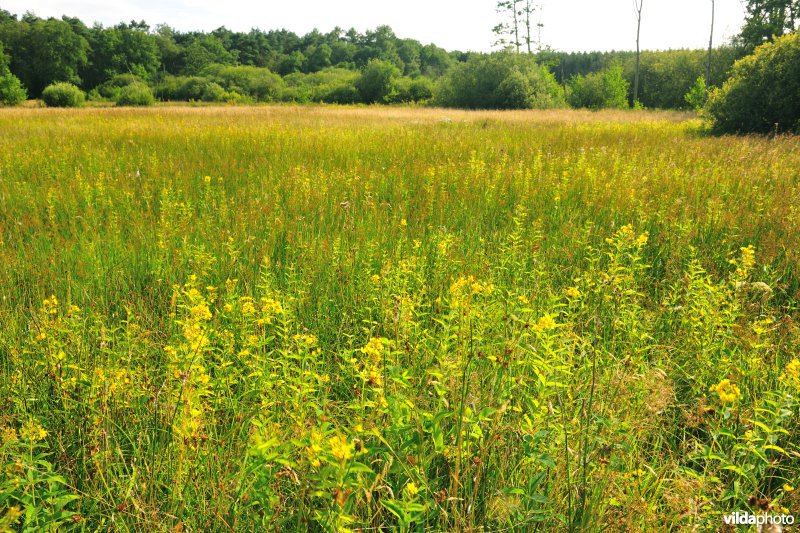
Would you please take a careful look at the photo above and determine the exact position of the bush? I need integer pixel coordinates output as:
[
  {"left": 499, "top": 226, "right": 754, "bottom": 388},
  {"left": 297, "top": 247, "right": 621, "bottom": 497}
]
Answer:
[
  {"left": 97, "top": 74, "right": 144, "bottom": 100},
  {"left": 115, "top": 83, "right": 155, "bottom": 106},
  {"left": 436, "top": 52, "right": 564, "bottom": 109},
  {"left": 201, "top": 82, "right": 229, "bottom": 102},
  {"left": 684, "top": 76, "right": 707, "bottom": 111},
  {"left": 356, "top": 59, "right": 400, "bottom": 104},
  {"left": 154, "top": 76, "right": 208, "bottom": 101},
  {"left": 704, "top": 32, "right": 800, "bottom": 134},
  {"left": 0, "top": 43, "right": 26, "bottom": 106},
  {"left": 567, "top": 64, "right": 629, "bottom": 109},
  {"left": 0, "top": 73, "right": 27, "bottom": 106},
  {"left": 41, "top": 82, "right": 85, "bottom": 107},
  {"left": 317, "top": 83, "right": 360, "bottom": 104},
  {"left": 201, "top": 64, "right": 283, "bottom": 102}
]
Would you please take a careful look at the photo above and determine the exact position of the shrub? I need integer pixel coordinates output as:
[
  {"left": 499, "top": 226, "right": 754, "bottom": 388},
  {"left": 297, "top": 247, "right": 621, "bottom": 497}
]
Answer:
[
  {"left": 567, "top": 64, "right": 629, "bottom": 109},
  {"left": 201, "top": 64, "right": 283, "bottom": 102},
  {"left": 684, "top": 76, "right": 707, "bottom": 111},
  {"left": 0, "top": 73, "right": 27, "bottom": 106},
  {"left": 704, "top": 32, "right": 800, "bottom": 134},
  {"left": 97, "top": 74, "right": 144, "bottom": 100},
  {"left": 154, "top": 76, "right": 208, "bottom": 101},
  {"left": 436, "top": 52, "right": 564, "bottom": 109},
  {"left": 317, "top": 83, "right": 360, "bottom": 104},
  {"left": 356, "top": 59, "right": 400, "bottom": 104},
  {"left": 115, "top": 83, "right": 155, "bottom": 106},
  {"left": 41, "top": 82, "right": 85, "bottom": 107},
  {"left": 0, "top": 43, "right": 26, "bottom": 106},
  {"left": 201, "top": 82, "right": 229, "bottom": 102}
]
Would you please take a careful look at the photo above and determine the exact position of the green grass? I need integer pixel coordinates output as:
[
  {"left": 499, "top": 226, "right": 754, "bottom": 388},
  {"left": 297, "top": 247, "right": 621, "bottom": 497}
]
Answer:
[{"left": 0, "top": 106, "right": 798, "bottom": 531}]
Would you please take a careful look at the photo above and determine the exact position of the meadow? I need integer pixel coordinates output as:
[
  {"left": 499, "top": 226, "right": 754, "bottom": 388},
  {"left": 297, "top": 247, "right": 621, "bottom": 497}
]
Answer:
[{"left": 0, "top": 105, "right": 799, "bottom": 531}]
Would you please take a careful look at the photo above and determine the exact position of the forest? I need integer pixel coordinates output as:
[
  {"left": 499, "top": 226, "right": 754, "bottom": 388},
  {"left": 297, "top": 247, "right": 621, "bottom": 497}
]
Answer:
[{"left": 0, "top": 4, "right": 786, "bottom": 111}]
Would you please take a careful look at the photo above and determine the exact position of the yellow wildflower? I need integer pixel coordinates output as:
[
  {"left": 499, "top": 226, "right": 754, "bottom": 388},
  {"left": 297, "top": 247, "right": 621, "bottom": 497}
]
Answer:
[
  {"left": 564, "top": 287, "right": 581, "bottom": 299},
  {"left": 1, "top": 426, "right": 17, "bottom": 444},
  {"left": 329, "top": 434, "right": 354, "bottom": 462},
  {"left": 784, "top": 484, "right": 795, "bottom": 492},
  {"left": 360, "top": 337, "right": 389, "bottom": 361},
  {"left": 786, "top": 359, "right": 800, "bottom": 380},
  {"left": 533, "top": 314, "right": 557, "bottom": 332},
  {"left": 709, "top": 379, "right": 742, "bottom": 403},
  {"left": 404, "top": 482, "right": 419, "bottom": 498},
  {"left": 20, "top": 418, "right": 48, "bottom": 443}
]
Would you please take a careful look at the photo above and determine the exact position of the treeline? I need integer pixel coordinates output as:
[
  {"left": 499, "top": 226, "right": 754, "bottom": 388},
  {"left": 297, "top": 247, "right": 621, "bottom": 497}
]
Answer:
[{"left": 0, "top": 8, "right": 748, "bottom": 110}]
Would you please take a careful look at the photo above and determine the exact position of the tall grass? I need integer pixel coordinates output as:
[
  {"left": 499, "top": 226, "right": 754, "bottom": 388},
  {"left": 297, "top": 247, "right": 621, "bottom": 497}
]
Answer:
[{"left": 0, "top": 106, "right": 798, "bottom": 531}]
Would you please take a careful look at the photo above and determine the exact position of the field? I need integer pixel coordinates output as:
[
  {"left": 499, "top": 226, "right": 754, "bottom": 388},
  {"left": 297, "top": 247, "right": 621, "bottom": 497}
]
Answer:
[{"left": 0, "top": 106, "right": 799, "bottom": 531}]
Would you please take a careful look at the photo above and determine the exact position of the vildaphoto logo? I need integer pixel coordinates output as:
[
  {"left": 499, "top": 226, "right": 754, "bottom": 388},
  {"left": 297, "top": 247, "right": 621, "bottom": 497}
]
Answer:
[{"left": 722, "top": 511, "right": 795, "bottom": 527}]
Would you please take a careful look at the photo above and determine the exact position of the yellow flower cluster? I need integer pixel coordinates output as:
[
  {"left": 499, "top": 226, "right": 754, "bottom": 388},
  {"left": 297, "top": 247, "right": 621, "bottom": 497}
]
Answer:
[
  {"left": 786, "top": 359, "right": 800, "bottom": 388},
  {"left": 709, "top": 379, "right": 742, "bottom": 403},
  {"left": 20, "top": 418, "right": 48, "bottom": 443},
  {"left": 360, "top": 337, "right": 390, "bottom": 361},
  {"left": 605, "top": 225, "right": 648, "bottom": 248},
  {"left": 258, "top": 297, "right": 284, "bottom": 325},
  {"left": 731, "top": 245, "right": 756, "bottom": 281},
  {"left": 564, "top": 287, "right": 581, "bottom": 299},
  {"left": 293, "top": 333, "right": 318, "bottom": 346},
  {"left": 533, "top": 314, "right": 558, "bottom": 332},
  {"left": 329, "top": 434, "right": 354, "bottom": 462}
]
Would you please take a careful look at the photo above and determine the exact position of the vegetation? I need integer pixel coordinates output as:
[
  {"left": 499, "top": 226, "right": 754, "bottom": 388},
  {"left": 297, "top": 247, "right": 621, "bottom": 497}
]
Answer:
[
  {"left": 0, "top": 42, "right": 25, "bottom": 106},
  {"left": 0, "top": 106, "right": 798, "bottom": 531},
  {"left": 0, "top": 7, "right": 781, "bottom": 112},
  {"left": 705, "top": 32, "right": 800, "bottom": 134},
  {"left": 41, "top": 82, "right": 85, "bottom": 107},
  {"left": 566, "top": 63, "right": 629, "bottom": 109},
  {"left": 115, "top": 82, "right": 155, "bottom": 106},
  {"left": 436, "top": 52, "right": 564, "bottom": 109}
]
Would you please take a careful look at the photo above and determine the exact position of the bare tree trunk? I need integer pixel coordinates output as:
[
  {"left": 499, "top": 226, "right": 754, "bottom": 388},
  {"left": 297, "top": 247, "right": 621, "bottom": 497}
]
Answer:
[
  {"left": 634, "top": 0, "right": 644, "bottom": 106},
  {"left": 525, "top": 0, "right": 532, "bottom": 53},
  {"left": 706, "top": 0, "right": 715, "bottom": 97},
  {"left": 513, "top": 0, "right": 520, "bottom": 52}
]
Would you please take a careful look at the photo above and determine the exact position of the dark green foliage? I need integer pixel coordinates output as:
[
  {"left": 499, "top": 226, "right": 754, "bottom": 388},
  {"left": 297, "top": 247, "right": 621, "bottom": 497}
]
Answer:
[
  {"left": 154, "top": 76, "right": 209, "bottom": 101},
  {"left": 0, "top": 42, "right": 26, "bottom": 105},
  {"left": 542, "top": 48, "right": 745, "bottom": 109},
  {"left": 201, "top": 64, "right": 282, "bottom": 102},
  {"left": 567, "top": 64, "right": 629, "bottom": 109},
  {"left": 704, "top": 32, "right": 800, "bottom": 133},
  {"left": 96, "top": 74, "right": 144, "bottom": 99},
  {"left": 436, "top": 52, "right": 564, "bottom": 109},
  {"left": 0, "top": 17, "right": 89, "bottom": 96},
  {"left": 115, "top": 82, "right": 155, "bottom": 106},
  {"left": 200, "top": 82, "right": 230, "bottom": 102},
  {"left": 356, "top": 59, "right": 400, "bottom": 103},
  {"left": 42, "top": 82, "right": 85, "bottom": 107},
  {"left": 85, "top": 22, "right": 160, "bottom": 87},
  {"left": 737, "top": 0, "right": 800, "bottom": 53}
]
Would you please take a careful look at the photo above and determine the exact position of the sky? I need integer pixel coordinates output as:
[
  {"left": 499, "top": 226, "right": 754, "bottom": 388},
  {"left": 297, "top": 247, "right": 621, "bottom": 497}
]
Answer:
[{"left": 2, "top": 0, "right": 747, "bottom": 53}]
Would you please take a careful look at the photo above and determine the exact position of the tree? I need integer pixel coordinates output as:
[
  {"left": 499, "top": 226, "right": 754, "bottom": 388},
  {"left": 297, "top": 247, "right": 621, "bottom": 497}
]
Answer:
[
  {"left": 738, "top": 0, "right": 800, "bottom": 52},
  {"left": 436, "top": 52, "right": 564, "bottom": 109},
  {"left": 0, "top": 42, "right": 27, "bottom": 105},
  {"left": 86, "top": 22, "right": 161, "bottom": 87},
  {"left": 567, "top": 63, "right": 629, "bottom": 109},
  {"left": 633, "top": 0, "right": 644, "bottom": 105},
  {"left": 704, "top": 32, "right": 800, "bottom": 133},
  {"left": 8, "top": 17, "right": 90, "bottom": 96},
  {"left": 355, "top": 58, "right": 399, "bottom": 103},
  {"left": 706, "top": 0, "right": 715, "bottom": 98},
  {"left": 493, "top": 0, "right": 522, "bottom": 52}
]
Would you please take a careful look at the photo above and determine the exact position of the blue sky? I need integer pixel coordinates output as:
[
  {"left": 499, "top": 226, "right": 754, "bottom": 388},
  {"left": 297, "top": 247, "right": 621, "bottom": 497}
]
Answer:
[{"left": 3, "top": 0, "right": 747, "bottom": 52}]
